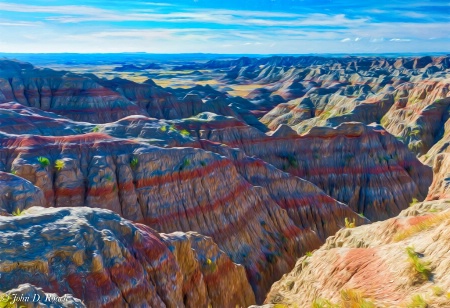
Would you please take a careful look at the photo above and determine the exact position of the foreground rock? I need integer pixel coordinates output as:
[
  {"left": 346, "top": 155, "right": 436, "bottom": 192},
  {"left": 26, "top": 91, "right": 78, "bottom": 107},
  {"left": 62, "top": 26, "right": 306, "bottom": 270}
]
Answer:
[
  {"left": 0, "top": 207, "right": 255, "bottom": 307},
  {"left": 264, "top": 200, "right": 450, "bottom": 307}
]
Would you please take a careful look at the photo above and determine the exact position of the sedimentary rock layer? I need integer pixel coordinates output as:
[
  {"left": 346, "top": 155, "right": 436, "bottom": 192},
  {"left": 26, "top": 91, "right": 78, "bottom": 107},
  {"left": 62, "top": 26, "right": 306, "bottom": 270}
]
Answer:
[
  {"left": 0, "top": 132, "right": 321, "bottom": 302},
  {"left": 263, "top": 200, "right": 450, "bottom": 307},
  {"left": 0, "top": 206, "right": 255, "bottom": 307},
  {"left": 176, "top": 117, "right": 432, "bottom": 221}
]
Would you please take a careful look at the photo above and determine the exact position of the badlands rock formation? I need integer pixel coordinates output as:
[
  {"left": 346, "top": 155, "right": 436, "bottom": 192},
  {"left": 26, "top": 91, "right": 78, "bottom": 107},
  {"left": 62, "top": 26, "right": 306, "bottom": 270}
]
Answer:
[
  {"left": 263, "top": 140, "right": 450, "bottom": 307},
  {"left": 0, "top": 55, "right": 446, "bottom": 306},
  {"left": 0, "top": 206, "right": 254, "bottom": 307},
  {"left": 174, "top": 114, "right": 432, "bottom": 221},
  {"left": 264, "top": 199, "right": 450, "bottom": 307}
]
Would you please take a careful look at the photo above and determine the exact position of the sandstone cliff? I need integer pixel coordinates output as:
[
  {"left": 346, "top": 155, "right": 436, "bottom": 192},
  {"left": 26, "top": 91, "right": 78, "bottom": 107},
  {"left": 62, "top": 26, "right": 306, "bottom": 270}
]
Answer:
[{"left": 0, "top": 206, "right": 255, "bottom": 307}]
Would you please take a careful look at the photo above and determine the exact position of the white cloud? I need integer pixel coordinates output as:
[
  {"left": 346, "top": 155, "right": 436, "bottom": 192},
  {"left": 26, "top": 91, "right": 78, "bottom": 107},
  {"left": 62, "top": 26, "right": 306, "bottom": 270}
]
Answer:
[
  {"left": 390, "top": 38, "right": 412, "bottom": 42},
  {"left": 341, "top": 38, "right": 351, "bottom": 42}
]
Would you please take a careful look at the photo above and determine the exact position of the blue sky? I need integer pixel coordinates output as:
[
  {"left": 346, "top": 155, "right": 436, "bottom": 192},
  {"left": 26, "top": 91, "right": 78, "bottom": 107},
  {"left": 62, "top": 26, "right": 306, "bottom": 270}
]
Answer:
[{"left": 0, "top": 0, "right": 449, "bottom": 54}]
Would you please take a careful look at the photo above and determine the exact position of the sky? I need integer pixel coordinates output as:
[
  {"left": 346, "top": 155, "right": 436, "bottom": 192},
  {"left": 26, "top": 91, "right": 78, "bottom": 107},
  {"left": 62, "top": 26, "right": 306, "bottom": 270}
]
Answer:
[{"left": 0, "top": 0, "right": 449, "bottom": 54}]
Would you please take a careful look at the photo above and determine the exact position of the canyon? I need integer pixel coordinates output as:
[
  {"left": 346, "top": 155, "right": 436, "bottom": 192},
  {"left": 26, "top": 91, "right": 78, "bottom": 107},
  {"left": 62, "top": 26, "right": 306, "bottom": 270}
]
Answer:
[{"left": 0, "top": 54, "right": 448, "bottom": 307}]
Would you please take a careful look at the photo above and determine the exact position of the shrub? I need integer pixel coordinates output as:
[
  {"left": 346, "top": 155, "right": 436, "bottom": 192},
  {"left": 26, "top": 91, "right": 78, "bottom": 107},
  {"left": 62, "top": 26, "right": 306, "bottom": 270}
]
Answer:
[
  {"left": 407, "top": 294, "right": 427, "bottom": 308},
  {"left": 12, "top": 208, "right": 25, "bottom": 216},
  {"left": 340, "top": 289, "right": 375, "bottom": 308},
  {"left": 130, "top": 157, "right": 139, "bottom": 169},
  {"left": 104, "top": 174, "right": 113, "bottom": 182},
  {"left": 55, "top": 159, "right": 65, "bottom": 171},
  {"left": 312, "top": 298, "right": 339, "bottom": 308},
  {"left": 160, "top": 125, "right": 167, "bottom": 132},
  {"left": 205, "top": 258, "right": 217, "bottom": 272},
  {"left": 180, "top": 129, "right": 190, "bottom": 136},
  {"left": 37, "top": 156, "right": 50, "bottom": 168},
  {"left": 305, "top": 251, "right": 313, "bottom": 257},
  {"left": 406, "top": 246, "right": 432, "bottom": 280},
  {"left": 345, "top": 217, "right": 356, "bottom": 228},
  {"left": 312, "top": 289, "right": 375, "bottom": 308},
  {"left": 91, "top": 125, "right": 101, "bottom": 132},
  {"left": 432, "top": 286, "right": 444, "bottom": 297},
  {"left": 409, "top": 198, "right": 419, "bottom": 206},
  {"left": 10, "top": 170, "right": 17, "bottom": 175},
  {"left": 287, "top": 154, "right": 299, "bottom": 167},
  {"left": 179, "top": 158, "right": 190, "bottom": 171}
]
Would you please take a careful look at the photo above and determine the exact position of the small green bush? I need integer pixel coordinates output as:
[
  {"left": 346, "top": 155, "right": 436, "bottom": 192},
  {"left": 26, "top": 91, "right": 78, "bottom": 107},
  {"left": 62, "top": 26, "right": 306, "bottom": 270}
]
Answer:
[
  {"left": 179, "top": 158, "right": 190, "bottom": 171},
  {"left": 406, "top": 246, "right": 432, "bottom": 280},
  {"left": 37, "top": 156, "right": 50, "bottom": 168},
  {"left": 55, "top": 159, "right": 65, "bottom": 171},
  {"left": 180, "top": 129, "right": 190, "bottom": 136},
  {"left": 345, "top": 217, "right": 356, "bottom": 228},
  {"left": 12, "top": 208, "right": 25, "bottom": 216},
  {"left": 130, "top": 157, "right": 139, "bottom": 169},
  {"left": 407, "top": 294, "right": 427, "bottom": 308}
]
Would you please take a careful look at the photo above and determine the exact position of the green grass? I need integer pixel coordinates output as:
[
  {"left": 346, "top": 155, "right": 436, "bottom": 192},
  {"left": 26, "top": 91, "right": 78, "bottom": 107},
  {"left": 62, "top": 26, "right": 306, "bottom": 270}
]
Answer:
[
  {"left": 358, "top": 212, "right": 366, "bottom": 219},
  {"left": 394, "top": 211, "right": 450, "bottom": 241},
  {"left": 409, "top": 198, "right": 419, "bottom": 207},
  {"left": 169, "top": 124, "right": 178, "bottom": 132},
  {"left": 130, "top": 157, "right": 139, "bottom": 169},
  {"left": 305, "top": 251, "right": 313, "bottom": 257},
  {"left": 312, "top": 298, "right": 339, "bottom": 308},
  {"left": 409, "top": 129, "right": 421, "bottom": 137},
  {"left": 406, "top": 246, "right": 432, "bottom": 281},
  {"left": 91, "top": 125, "right": 101, "bottom": 132},
  {"left": 179, "top": 158, "right": 191, "bottom": 171},
  {"left": 407, "top": 294, "right": 428, "bottom": 308},
  {"left": 180, "top": 129, "right": 190, "bottom": 136},
  {"left": 312, "top": 289, "right": 375, "bottom": 308},
  {"left": 54, "top": 159, "right": 65, "bottom": 171},
  {"left": 432, "top": 286, "right": 444, "bottom": 297},
  {"left": 104, "top": 174, "right": 113, "bottom": 182},
  {"left": 12, "top": 208, "right": 26, "bottom": 216},
  {"left": 37, "top": 156, "right": 50, "bottom": 168},
  {"left": 10, "top": 170, "right": 17, "bottom": 175},
  {"left": 160, "top": 125, "right": 167, "bottom": 132}
]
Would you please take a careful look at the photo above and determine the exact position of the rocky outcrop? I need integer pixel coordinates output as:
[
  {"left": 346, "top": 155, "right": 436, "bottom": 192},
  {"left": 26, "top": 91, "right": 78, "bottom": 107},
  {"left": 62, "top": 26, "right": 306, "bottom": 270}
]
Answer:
[
  {"left": 160, "top": 232, "right": 255, "bottom": 307},
  {"left": 197, "top": 140, "right": 366, "bottom": 242},
  {"left": 426, "top": 152, "right": 450, "bottom": 201},
  {"left": 0, "top": 60, "right": 145, "bottom": 123},
  {"left": 0, "top": 206, "right": 255, "bottom": 307},
  {"left": 263, "top": 200, "right": 450, "bottom": 307},
  {"left": 177, "top": 118, "right": 432, "bottom": 221},
  {"left": 0, "top": 171, "right": 45, "bottom": 215}
]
